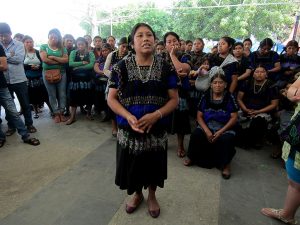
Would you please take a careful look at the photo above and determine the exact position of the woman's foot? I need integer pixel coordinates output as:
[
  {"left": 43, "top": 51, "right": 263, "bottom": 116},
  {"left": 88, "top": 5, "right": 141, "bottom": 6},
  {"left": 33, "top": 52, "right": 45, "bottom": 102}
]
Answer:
[
  {"left": 221, "top": 165, "right": 231, "bottom": 180},
  {"left": 177, "top": 148, "right": 186, "bottom": 158},
  {"left": 183, "top": 158, "right": 192, "bottom": 166},
  {"left": 125, "top": 193, "right": 144, "bottom": 214},
  {"left": 66, "top": 118, "right": 76, "bottom": 125},
  {"left": 59, "top": 114, "right": 68, "bottom": 122},
  {"left": 261, "top": 208, "right": 297, "bottom": 224},
  {"left": 112, "top": 130, "right": 117, "bottom": 137},
  {"left": 147, "top": 196, "right": 160, "bottom": 218},
  {"left": 54, "top": 114, "right": 61, "bottom": 123},
  {"left": 27, "top": 125, "right": 37, "bottom": 133}
]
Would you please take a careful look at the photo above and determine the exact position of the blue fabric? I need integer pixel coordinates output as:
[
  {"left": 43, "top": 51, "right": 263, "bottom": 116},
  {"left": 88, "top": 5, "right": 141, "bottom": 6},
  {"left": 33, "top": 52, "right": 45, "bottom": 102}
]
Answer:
[
  {"left": 286, "top": 153, "right": 300, "bottom": 184},
  {"left": 0, "top": 87, "right": 29, "bottom": 140}
]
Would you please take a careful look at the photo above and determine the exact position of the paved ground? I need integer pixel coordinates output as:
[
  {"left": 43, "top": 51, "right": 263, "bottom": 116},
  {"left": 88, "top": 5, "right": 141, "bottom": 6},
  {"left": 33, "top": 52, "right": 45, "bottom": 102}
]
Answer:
[{"left": 0, "top": 107, "right": 299, "bottom": 225}]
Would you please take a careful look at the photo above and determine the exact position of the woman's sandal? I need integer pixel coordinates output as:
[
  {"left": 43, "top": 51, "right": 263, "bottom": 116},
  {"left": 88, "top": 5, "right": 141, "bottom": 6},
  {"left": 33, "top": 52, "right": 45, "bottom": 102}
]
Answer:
[
  {"left": 177, "top": 149, "right": 186, "bottom": 158},
  {"left": 33, "top": 114, "right": 39, "bottom": 119},
  {"left": 66, "top": 119, "right": 76, "bottom": 125},
  {"left": 23, "top": 138, "right": 40, "bottom": 146},
  {"left": 27, "top": 125, "right": 37, "bottom": 133},
  {"left": 183, "top": 159, "right": 192, "bottom": 166},
  {"left": 5, "top": 128, "right": 16, "bottom": 136},
  {"left": 261, "top": 208, "right": 297, "bottom": 224}
]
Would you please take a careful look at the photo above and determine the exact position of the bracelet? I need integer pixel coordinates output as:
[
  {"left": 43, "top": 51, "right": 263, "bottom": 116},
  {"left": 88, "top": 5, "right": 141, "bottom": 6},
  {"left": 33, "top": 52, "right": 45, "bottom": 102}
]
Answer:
[
  {"left": 294, "top": 88, "right": 299, "bottom": 96},
  {"left": 156, "top": 110, "right": 163, "bottom": 119}
]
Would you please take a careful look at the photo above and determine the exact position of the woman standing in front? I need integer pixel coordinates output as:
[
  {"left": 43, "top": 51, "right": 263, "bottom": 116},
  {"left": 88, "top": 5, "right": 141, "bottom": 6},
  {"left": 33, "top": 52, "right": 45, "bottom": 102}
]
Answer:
[
  {"left": 261, "top": 76, "right": 300, "bottom": 225},
  {"left": 108, "top": 23, "right": 179, "bottom": 218},
  {"left": 40, "top": 28, "right": 69, "bottom": 123}
]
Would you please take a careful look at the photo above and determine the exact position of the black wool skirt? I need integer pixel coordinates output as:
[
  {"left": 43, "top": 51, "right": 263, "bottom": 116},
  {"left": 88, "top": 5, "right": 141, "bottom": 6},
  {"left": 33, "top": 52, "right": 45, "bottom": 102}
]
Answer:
[{"left": 115, "top": 142, "right": 168, "bottom": 195}]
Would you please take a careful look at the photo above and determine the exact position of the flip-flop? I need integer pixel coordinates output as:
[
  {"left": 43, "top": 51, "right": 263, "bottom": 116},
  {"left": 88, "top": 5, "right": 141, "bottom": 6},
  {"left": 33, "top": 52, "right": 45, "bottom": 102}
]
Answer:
[{"left": 261, "top": 208, "right": 297, "bottom": 224}]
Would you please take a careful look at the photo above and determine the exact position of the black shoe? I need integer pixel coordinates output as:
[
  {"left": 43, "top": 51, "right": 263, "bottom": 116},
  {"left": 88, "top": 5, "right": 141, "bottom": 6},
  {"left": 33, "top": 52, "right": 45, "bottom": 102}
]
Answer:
[{"left": 222, "top": 173, "right": 231, "bottom": 180}]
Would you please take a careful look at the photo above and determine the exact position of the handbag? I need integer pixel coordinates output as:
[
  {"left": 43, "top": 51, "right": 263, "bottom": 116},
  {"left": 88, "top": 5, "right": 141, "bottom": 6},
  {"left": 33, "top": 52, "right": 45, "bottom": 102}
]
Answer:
[
  {"left": 45, "top": 69, "right": 62, "bottom": 84},
  {"left": 280, "top": 111, "right": 300, "bottom": 146}
]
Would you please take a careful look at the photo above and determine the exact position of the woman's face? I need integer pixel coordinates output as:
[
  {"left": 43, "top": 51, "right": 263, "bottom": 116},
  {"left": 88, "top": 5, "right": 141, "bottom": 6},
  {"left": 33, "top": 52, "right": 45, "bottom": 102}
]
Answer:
[
  {"left": 77, "top": 41, "right": 86, "bottom": 52},
  {"left": 243, "top": 41, "right": 252, "bottom": 51},
  {"left": 48, "top": 33, "right": 59, "bottom": 46},
  {"left": 107, "top": 37, "right": 116, "bottom": 48},
  {"left": 133, "top": 26, "right": 155, "bottom": 55},
  {"left": 186, "top": 42, "right": 193, "bottom": 52},
  {"left": 118, "top": 43, "right": 128, "bottom": 56},
  {"left": 101, "top": 48, "right": 110, "bottom": 57},
  {"left": 165, "top": 35, "right": 180, "bottom": 53},
  {"left": 156, "top": 44, "right": 165, "bottom": 54},
  {"left": 64, "top": 38, "right": 74, "bottom": 49},
  {"left": 259, "top": 45, "right": 272, "bottom": 56},
  {"left": 253, "top": 67, "right": 267, "bottom": 81},
  {"left": 180, "top": 40, "right": 186, "bottom": 51},
  {"left": 211, "top": 77, "right": 226, "bottom": 94},
  {"left": 201, "top": 60, "right": 210, "bottom": 71},
  {"left": 218, "top": 38, "right": 230, "bottom": 55},
  {"left": 233, "top": 45, "right": 244, "bottom": 58},
  {"left": 286, "top": 46, "right": 298, "bottom": 56},
  {"left": 193, "top": 40, "right": 204, "bottom": 53},
  {"left": 24, "top": 39, "right": 34, "bottom": 51},
  {"left": 93, "top": 38, "right": 102, "bottom": 48},
  {"left": 84, "top": 36, "right": 92, "bottom": 46}
]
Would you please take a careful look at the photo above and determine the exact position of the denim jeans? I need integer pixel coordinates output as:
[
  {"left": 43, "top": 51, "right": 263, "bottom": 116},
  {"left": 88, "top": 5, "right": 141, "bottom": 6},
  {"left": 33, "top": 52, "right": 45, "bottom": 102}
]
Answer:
[
  {"left": 7, "top": 81, "right": 33, "bottom": 127},
  {"left": 43, "top": 71, "right": 67, "bottom": 114},
  {"left": 0, "top": 87, "right": 29, "bottom": 141}
]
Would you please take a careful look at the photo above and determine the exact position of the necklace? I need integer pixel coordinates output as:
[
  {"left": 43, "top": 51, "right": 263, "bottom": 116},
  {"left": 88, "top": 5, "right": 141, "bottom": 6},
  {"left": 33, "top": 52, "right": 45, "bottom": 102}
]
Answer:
[
  {"left": 135, "top": 56, "right": 154, "bottom": 83},
  {"left": 253, "top": 80, "right": 267, "bottom": 94},
  {"left": 26, "top": 52, "right": 36, "bottom": 60}
]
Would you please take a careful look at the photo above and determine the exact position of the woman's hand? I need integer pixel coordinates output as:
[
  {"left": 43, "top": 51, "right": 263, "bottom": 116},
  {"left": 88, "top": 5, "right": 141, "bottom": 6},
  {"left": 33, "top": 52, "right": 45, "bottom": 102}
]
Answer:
[
  {"left": 177, "top": 68, "right": 188, "bottom": 77},
  {"left": 211, "top": 130, "right": 223, "bottom": 142},
  {"left": 127, "top": 115, "right": 144, "bottom": 134},
  {"left": 136, "top": 111, "right": 160, "bottom": 133},
  {"left": 170, "top": 45, "right": 180, "bottom": 57},
  {"left": 205, "top": 130, "right": 214, "bottom": 143}
]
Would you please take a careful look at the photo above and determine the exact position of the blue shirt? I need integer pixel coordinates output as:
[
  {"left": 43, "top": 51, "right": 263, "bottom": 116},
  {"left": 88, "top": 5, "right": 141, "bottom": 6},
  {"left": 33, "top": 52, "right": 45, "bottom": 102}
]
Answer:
[{"left": 0, "top": 39, "right": 27, "bottom": 84}]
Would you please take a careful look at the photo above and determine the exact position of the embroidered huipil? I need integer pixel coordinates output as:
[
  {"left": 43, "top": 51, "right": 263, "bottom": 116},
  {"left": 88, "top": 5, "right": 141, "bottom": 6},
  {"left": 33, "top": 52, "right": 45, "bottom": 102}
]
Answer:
[{"left": 108, "top": 54, "right": 178, "bottom": 154}]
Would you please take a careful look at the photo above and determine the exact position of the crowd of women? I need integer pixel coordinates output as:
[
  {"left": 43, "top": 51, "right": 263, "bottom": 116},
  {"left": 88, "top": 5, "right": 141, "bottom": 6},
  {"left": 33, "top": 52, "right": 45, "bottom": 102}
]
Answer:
[{"left": 1, "top": 21, "right": 300, "bottom": 222}]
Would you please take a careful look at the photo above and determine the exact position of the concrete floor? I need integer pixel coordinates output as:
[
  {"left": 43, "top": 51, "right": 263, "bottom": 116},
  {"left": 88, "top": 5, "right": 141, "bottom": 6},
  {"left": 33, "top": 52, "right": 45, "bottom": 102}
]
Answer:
[{"left": 0, "top": 107, "right": 298, "bottom": 225}]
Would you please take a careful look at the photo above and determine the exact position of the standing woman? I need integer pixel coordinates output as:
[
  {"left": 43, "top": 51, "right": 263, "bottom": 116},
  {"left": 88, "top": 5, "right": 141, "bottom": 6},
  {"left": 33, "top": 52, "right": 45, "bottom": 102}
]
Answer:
[
  {"left": 261, "top": 76, "right": 300, "bottom": 225},
  {"left": 66, "top": 37, "right": 95, "bottom": 124},
  {"left": 243, "top": 38, "right": 253, "bottom": 60},
  {"left": 23, "top": 35, "right": 50, "bottom": 118},
  {"left": 163, "top": 31, "right": 191, "bottom": 158},
  {"left": 251, "top": 38, "right": 281, "bottom": 83},
  {"left": 104, "top": 37, "right": 128, "bottom": 137},
  {"left": 40, "top": 28, "right": 69, "bottom": 123},
  {"left": 108, "top": 23, "right": 178, "bottom": 218},
  {"left": 209, "top": 36, "right": 239, "bottom": 93}
]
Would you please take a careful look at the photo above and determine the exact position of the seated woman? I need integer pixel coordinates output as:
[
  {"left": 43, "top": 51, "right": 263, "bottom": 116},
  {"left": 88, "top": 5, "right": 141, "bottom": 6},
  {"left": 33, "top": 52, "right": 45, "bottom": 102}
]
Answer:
[
  {"left": 184, "top": 72, "right": 238, "bottom": 179},
  {"left": 237, "top": 65, "right": 279, "bottom": 148}
]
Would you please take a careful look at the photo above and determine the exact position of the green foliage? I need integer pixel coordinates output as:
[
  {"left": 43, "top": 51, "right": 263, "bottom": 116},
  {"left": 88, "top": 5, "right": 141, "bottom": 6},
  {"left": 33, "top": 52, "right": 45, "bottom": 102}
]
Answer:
[{"left": 80, "top": 0, "right": 299, "bottom": 42}]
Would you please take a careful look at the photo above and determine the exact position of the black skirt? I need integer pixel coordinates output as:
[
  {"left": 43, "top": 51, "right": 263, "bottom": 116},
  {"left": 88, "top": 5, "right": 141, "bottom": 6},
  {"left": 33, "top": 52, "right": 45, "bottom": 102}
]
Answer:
[
  {"left": 187, "top": 128, "right": 236, "bottom": 169},
  {"left": 170, "top": 109, "right": 191, "bottom": 135},
  {"left": 115, "top": 142, "right": 168, "bottom": 195},
  {"left": 27, "top": 77, "right": 49, "bottom": 105}
]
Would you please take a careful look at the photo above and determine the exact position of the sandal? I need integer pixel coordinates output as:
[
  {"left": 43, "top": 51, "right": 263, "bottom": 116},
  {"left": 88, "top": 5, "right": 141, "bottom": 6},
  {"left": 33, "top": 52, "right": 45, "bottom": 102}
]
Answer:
[
  {"left": 33, "top": 114, "right": 39, "bottom": 119},
  {"left": 177, "top": 149, "right": 186, "bottom": 158},
  {"left": 65, "top": 119, "right": 76, "bottom": 125},
  {"left": 27, "top": 125, "right": 37, "bottom": 133},
  {"left": 261, "top": 208, "right": 297, "bottom": 224},
  {"left": 23, "top": 137, "right": 40, "bottom": 146},
  {"left": 0, "top": 140, "right": 5, "bottom": 148},
  {"left": 5, "top": 128, "right": 16, "bottom": 136},
  {"left": 183, "top": 159, "right": 192, "bottom": 166}
]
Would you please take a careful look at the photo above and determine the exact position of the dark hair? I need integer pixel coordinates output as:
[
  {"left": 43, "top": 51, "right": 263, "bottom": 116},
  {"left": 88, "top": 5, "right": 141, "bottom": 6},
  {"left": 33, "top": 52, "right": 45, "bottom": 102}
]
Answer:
[
  {"left": 157, "top": 41, "right": 164, "bottom": 46},
  {"left": 254, "top": 64, "right": 268, "bottom": 73},
  {"left": 0, "top": 23, "right": 11, "bottom": 34},
  {"left": 180, "top": 39, "right": 185, "bottom": 43},
  {"left": 75, "top": 37, "right": 88, "bottom": 47},
  {"left": 48, "top": 28, "right": 63, "bottom": 50},
  {"left": 102, "top": 43, "right": 112, "bottom": 50},
  {"left": 118, "top": 37, "right": 128, "bottom": 46},
  {"left": 63, "top": 34, "right": 75, "bottom": 45},
  {"left": 233, "top": 42, "right": 244, "bottom": 49},
  {"left": 243, "top": 38, "right": 252, "bottom": 46},
  {"left": 211, "top": 72, "right": 227, "bottom": 83},
  {"left": 22, "top": 35, "right": 33, "bottom": 43},
  {"left": 163, "top": 32, "right": 180, "bottom": 44},
  {"left": 220, "top": 36, "right": 235, "bottom": 51},
  {"left": 14, "top": 33, "right": 24, "bottom": 40},
  {"left": 107, "top": 35, "right": 116, "bottom": 41},
  {"left": 130, "top": 23, "right": 156, "bottom": 45},
  {"left": 194, "top": 38, "right": 204, "bottom": 46},
  {"left": 259, "top": 38, "right": 274, "bottom": 49},
  {"left": 186, "top": 40, "right": 193, "bottom": 45},
  {"left": 93, "top": 36, "right": 102, "bottom": 41},
  {"left": 286, "top": 40, "right": 299, "bottom": 49}
]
